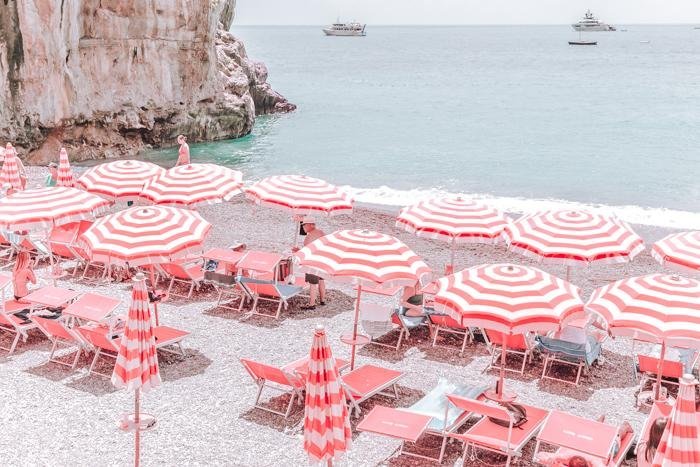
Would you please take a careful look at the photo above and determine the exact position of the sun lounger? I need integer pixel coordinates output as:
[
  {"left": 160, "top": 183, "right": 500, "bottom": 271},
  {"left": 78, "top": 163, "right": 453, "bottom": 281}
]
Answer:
[
  {"left": 238, "top": 277, "right": 305, "bottom": 319},
  {"left": 31, "top": 315, "right": 85, "bottom": 369},
  {"left": 49, "top": 222, "right": 80, "bottom": 261},
  {"left": 536, "top": 334, "right": 602, "bottom": 386},
  {"left": 203, "top": 271, "right": 250, "bottom": 311},
  {"left": 153, "top": 325, "right": 189, "bottom": 357},
  {"left": 429, "top": 313, "right": 473, "bottom": 355},
  {"left": 358, "top": 379, "right": 489, "bottom": 462},
  {"left": 0, "top": 303, "right": 37, "bottom": 354},
  {"left": 635, "top": 354, "right": 685, "bottom": 406},
  {"left": 341, "top": 364, "right": 405, "bottom": 417},
  {"left": 62, "top": 293, "right": 121, "bottom": 324},
  {"left": 447, "top": 395, "right": 548, "bottom": 466},
  {"left": 159, "top": 261, "right": 205, "bottom": 299},
  {"left": 360, "top": 302, "right": 406, "bottom": 350},
  {"left": 77, "top": 326, "right": 121, "bottom": 378},
  {"left": 484, "top": 330, "right": 534, "bottom": 375}
]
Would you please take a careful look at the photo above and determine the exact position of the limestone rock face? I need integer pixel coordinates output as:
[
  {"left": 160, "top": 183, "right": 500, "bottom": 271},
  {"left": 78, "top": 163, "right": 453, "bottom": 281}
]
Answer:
[{"left": 0, "top": 0, "right": 294, "bottom": 163}]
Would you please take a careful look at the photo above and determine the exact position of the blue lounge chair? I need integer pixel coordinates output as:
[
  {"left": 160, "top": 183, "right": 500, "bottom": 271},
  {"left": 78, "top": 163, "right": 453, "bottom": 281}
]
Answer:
[{"left": 536, "top": 334, "right": 602, "bottom": 385}]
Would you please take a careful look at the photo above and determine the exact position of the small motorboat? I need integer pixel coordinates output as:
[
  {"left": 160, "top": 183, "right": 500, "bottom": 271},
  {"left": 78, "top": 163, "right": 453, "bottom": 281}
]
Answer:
[{"left": 568, "top": 40, "right": 597, "bottom": 46}]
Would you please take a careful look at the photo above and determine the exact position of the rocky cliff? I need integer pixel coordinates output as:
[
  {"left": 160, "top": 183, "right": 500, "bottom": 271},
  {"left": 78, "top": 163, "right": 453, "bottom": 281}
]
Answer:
[{"left": 0, "top": 0, "right": 294, "bottom": 163}]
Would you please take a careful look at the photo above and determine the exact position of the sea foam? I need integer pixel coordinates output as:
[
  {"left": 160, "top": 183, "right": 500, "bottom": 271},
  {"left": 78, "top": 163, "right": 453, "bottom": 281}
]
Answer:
[{"left": 345, "top": 185, "right": 700, "bottom": 230}]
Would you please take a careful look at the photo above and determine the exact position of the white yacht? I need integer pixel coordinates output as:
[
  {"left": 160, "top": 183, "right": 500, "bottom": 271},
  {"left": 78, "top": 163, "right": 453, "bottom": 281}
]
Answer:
[
  {"left": 572, "top": 10, "right": 616, "bottom": 31},
  {"left": 323, "top": 21, "right": 366, "bottom": 36}
]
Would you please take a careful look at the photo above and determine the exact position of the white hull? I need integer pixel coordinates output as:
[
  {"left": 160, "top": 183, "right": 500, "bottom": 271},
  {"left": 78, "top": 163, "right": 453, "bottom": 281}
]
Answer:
[
  {"left": 572, "top": 24, "right": 615, "bottom": 32},
  {"left": 323, "top": 28, "right": 365, "bottom": 36}
]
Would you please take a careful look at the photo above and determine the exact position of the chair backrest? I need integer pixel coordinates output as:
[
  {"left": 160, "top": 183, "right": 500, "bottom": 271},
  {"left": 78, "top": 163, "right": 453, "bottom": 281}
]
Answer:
[
  {"left": 360, "top": 302, "right": 396, "bottom": 338},
  {"left": 159, "top": 262, "right": 192, "bottom": 279},
  {"left": 637, "top": 354, "right": 684, "bottom": 379},
  {"left": 32, "top": 316, "right": 78, "bottom": 343},
  {"left": 485, "top": 330, "right": 528, "bottom": 350},
  {"left": 446, "top": 394, "right": 514, "bottom": 424},
  {"left": 429, "top": 313, "right": 463, "bottom": 329},
  {"left": 49, "top": 222, "right": 80, "bottom": 259},
  {"left": 78, "top": 327, "right": 120, "bottom": 352},
  {"left": 240, "top": 358, "right": 301, "bottom": 388},
  {"left": 203, "top": 271, "right": 237, "bottom": 287},
  {"left": 71, "top": 220, "right": 94, "bottom": 259}
]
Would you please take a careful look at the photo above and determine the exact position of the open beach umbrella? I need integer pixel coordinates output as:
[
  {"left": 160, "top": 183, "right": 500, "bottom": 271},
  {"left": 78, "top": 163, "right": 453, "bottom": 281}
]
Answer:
[
  {"left": 76, "top": 160, "right": 165, "bottom": 201},
  {"left": 0, "top": 187, "right": 111, "bottom": 231},
  {"left": 112, "top": 272, "right": 161, "bottom": 467},
  {"left": 246, "top": 175, "right": 354, "bottom": 245},
  {"left": 586, "top": 274, "right": 700, "bottom": 399},
  {"left": 396, "top": 196, "right": 509, "bottom": 271},
  {"left": 303, "top": 325, "right": 352, "bottom": 465},
  {"left": 652, "top": 374, "right": 700, "bottom": 466},
  {"left": 434, "top": 263, "right": 583, "bottom": 400},
  {"left": 56, "top": 147, "right": 75, "bottom": 187},
  {"left": 295, "top": 229, "right": 431, "bottom": 369},
  {"left": 140, "top": 163, "right": 243, "bottom": 208},
  {"left": 502, "top": 210, "right": 644, "bottom": 280},
  {"left": 652, "top": 231, "right": 700, "bottom": 275},
  {"left": 0, "top": 143, "right": 23, "bottom": 191}
]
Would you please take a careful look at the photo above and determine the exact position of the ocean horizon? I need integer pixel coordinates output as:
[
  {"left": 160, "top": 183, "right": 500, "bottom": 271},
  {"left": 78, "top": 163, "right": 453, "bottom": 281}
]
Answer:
[{"left": 141, "top": 25, "right": 700, "bottom": 229}]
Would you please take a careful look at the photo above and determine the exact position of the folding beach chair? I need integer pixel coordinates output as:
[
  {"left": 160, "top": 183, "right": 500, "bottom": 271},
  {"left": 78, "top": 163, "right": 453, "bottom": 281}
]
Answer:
[
  {"left": 0, "top": 302, "right": 37, "bottom": 354},
  {"left": 537, "top": 334, "right": 602, "bottom": 386},
  {"left": 31, "top": 315, "right": 85, "bottom": 369},
  {"left": 159, "top": 261, "right": 205, "bottom": 299},
  {"left": 153, "top": 325, "right": 189, "bottom": 357},
  {"left": 62, "top": 292, "right": 121, "bottom": 325},
  {"left": 446, "top": 395, "right": 549, "bottom": 467},
  {"left": 203, "top": 271, "right": 250, "bottom": 311},
  {"left": 49, "top": 222, "right": 80, "bottom": 261},
  {"left": 77, "top": 326, "right": 121, "bottom": 378},
  {"left": 429, "top": 313, "right": 473, "bottom": 355},
  {"left": 635, "top": 354, "right": 685, "bottom": 405},
  {"left": 341, "top": 364, "right": 405, "bottom": 417},
  {"left": 240, "top": 357, "right": 306, "bottom": 418},
  {"left": 360, "top": 302, "right": 406, "bottom": 351},
  {"left": 484, "top": 330, "right": 534, "bottom": 375},
  {"left": 238, "top": 277, "right": 305, "bottom": 319}
]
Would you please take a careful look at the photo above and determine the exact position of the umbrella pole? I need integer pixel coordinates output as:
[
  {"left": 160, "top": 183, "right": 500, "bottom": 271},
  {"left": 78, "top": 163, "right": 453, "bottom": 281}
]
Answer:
[
  {"left": 293, "top": 219, "right": 299, "bottom": 249},
  {"left": 134, "top": 388, "right": 141, "bottom": 467},
  {"left": 350, "top": 285, "right": 362, "bottom": 371},
  {"left": 654, "top": 341, "right": 667, "bottom": 400},
  {"left": 498, "top": 332, "right": 507, "bottom": 399},
  {"left": 149, "top": 265, "right": 159, "bottom": 326},
  {"left": 565, "top": 265, "right": 571, "bottom": 282}
]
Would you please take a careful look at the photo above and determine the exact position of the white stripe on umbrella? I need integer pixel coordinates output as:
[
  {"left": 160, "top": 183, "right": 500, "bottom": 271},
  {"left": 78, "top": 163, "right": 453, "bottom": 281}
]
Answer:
[
  {"left": 303, "top": 325, "right": 352, "bottom": 464},
  {"left": 503, "top": 210, "right": 645, "bottom": 266},
  {"left": 652, "top": 231, "right": 700, "bottom": 275},
  {"left": 652, "top": 375, "right": 700, "bottom": 467},
  {"left": 0, "top": 143, "right": 22, "bottom": 191},
  {"left": 77, "top": 160, "right": 165, "bottom": 200},
  {"left": 0, "top": 187, "right": 111, "bottom": 231},
  {"left": 140, "top": 163, "right": 243, "bottom": 207},
  {"left": 56, "top": 148, "right": 75, "bottom": 187},
  {"left": 246, "top": 175, "right": 353, "bottom": 216},
  {"left": 79, "top": 206, "right": 211, "bottom": 266}
]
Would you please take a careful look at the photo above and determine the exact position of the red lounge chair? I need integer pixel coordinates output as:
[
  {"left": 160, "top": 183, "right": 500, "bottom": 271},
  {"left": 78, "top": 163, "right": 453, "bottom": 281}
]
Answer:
[
  {"left": 360, "top": 302, "right": 406, "bottom": 351},
  {"left": 447, "top": 395, "right": 548, "bottom": 466},
  {"left": 31, "top": 316, "right": 85, "bottom": 369},
  {"left": 341, "top": 364, "right": 404, "bottom": 417},
  {"left": 159, "top": 261, "right": 205, "bottom": 299},
  {"left": 203, "top": 271, "right": 249, "bottom": 311},
  {"left": 62, "top": 293, "right": 121, "bottom": 324},
  {"left": 77, "top": 326, "right": 121, "bottom": 378},
  {"left": 484, "top": 329, "right": 533, "bottom": 375},
  {"left": 49, "top": 222, "right": 80, "bottom": 261},
  {"left": 0, "top": 302, "right": 37, "bottom": 354},
  {"left": 429, "top": 313, "right": 473, "bottom": 355},
  {"left": 153, "top": 325, "right": 189, "bottom": 357},
  {"left": 636, "top": 354, "right": 684, "bottom": 404}
]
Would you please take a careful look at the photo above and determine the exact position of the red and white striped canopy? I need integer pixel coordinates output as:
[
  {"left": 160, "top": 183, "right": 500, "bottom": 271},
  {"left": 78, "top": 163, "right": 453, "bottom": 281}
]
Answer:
[
  {"left": 503, "top": 210, "right": 645, "bottom": 266},
  {"left": 295, "top": 229, "right": 431, "bottom": 287},
  {"left": 80, "top": 206, "right": 211, "bottom": 266},
  {"left": 56, "top": 148, "right": 74, "bottom": 187},
  {"left": 652, "top": 231, "right": 700, "bottom": 275},
  {"left": 652, "top": 375, "right": 700, "bottom": 467},
  {"left": 246, "top": 175, "right": 353, "bottom": 216},
  {"left": 0, "top": 187, "right": 111, "bottom": 231},
  {"left": 434, "top": 263, "right": 583, "bottom": 334},
  {"left": 303, "top": 325, "right": 352, "bottom": 464},
  {"left": 396, "top": 196, "right": 509, "bottom": 244},
  {"left": 76, "top": 160, "right": 165, "bottom": 200},
  {"left": 140, "top": 163, "right": 243, "bottom": 207},
  {"left": 586, "top": 274, "right": 700, "bottom": 347},
  {"left": 0, "top": 143, "right": 22, "bottom": 191},
  {"left": 111, "top": 274, "right": 161, "bottom": 391}
]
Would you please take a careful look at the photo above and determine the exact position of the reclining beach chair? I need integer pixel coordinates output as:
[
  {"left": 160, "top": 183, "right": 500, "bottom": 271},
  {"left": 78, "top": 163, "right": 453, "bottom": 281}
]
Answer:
[
  {"left": 0, "top": 231, "right": 15, "bottom": 267},
  {"left": 341, "top": 364, "right": 405, "bottom": 417},
  {"left": 360, "top": 302, "right": 407, "bottom": 351},
  {"left": 537, "top": 334, "right": 602, "bottom": 386},
  {"left": 429, "top": 313, "right": 473, "bottom": 355},
  {"left": 153, "top": 325, "right": 189, "bottom": 358},
  {"left": 204, "top": 271, "right": 249, "bottom": 311},
  {"left": 159, "top": 261, "right": 205, "bottom": 299},
  {"left": 49, "top": 222, "right": 80, "bottom": 261},
  {"left": 446, "top": 395, "right": 549, "bottom": 466},
  {"left": 0, "top": 275, "right": 38, "bottom": 354},
  {"left": 484, "top": 330, "right": 533, "bottom": 375},
  {"left": 31, "top": 315, "right": 85, "bottom": 369},
  {"left": 77, "top": 326, "right": 121, "bottom": 378},
  {"left": 635, "top": 354, "right": 684, "bottom": 405}
]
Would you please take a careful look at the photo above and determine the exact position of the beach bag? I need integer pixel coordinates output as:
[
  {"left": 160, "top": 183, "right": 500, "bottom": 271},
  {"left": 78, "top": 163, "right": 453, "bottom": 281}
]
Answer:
[{"left": 488, "top": 402, "right": 528, "bottom": 428}]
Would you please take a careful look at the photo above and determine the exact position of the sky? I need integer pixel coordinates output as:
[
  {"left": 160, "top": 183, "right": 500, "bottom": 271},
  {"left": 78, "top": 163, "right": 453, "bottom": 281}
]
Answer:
[{"left": 234, "top": 0, "right": 700, "bottom": 25}]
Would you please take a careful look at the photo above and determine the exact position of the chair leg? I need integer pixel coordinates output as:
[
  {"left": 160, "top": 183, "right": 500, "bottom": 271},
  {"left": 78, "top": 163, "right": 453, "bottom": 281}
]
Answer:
[
  {"left": 71, "top": 347, "right": 82, "bottom": 369},
  {"left": 460, "top": 332, "right": 469, "bottom": 355},
  {"left": 186, "top": 282, "right": 194, "bottom": 299},
  {"left": 88, "top": 349, "right": 101, "bottom": 375},
  {"left": 284, "top": 392, "right": 296, "bottom": 419},
  {"left": 432, "top": 326, "right": 440, "bottom": 348},
  {"left": 167, "top": 277, "right": 175, "bottom": 298},
  {"left": 520, "top": 352, "right": 528, "bottom": 374},
  {"left": 48, "top": 339, "right": 59, "bottom": 362},
  {"left": 9, "top": 332, "right": 21, "bottom": 354},
  {"left": 438, "top": 436, "right": 448, "bottom": 463}
]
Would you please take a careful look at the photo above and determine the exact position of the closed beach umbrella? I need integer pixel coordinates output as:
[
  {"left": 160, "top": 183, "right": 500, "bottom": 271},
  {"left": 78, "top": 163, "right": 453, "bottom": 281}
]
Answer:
[
  {"left": 246, "top": 175, "right": 353, "bottom": 216},
  {"left": 295, "top": 229, "right": 431, "bottom": 368},
  {"left": 303, "top": 325, "right": 352, "bottom": 465},
  {"left": 434, "top": 263, "right": 583, "bottom": 399},
  {"left": 0, "top": 187, "right": 111, "bottom": 231},
  {"left": 0, "top": 143, "right": 23, "bottom": 191},
  {"left": 652, "top": 375, "right": 700, "bottom": 466},
  {"left": 652, "top": 231, "right": 700, "bottom": 274},
  {"left": 77, "top": 160, "right": 165, "bottom": 201},
  {"left": 502, "top": 210, "right": 644, "bottom": 280},
  {"left": 396, "top": 196, "right": 509, "bottom": 270},
  {"left": 112, "top": 272, "right": 161, "bottom": 467},
  {"left": 56, "top": 147, "right": 75, "bottom": 187},
  {"left": 587, "top": 274, "right": 700, "bottom": 399},
  {"left": 140, "top": 163, "right": 243, "bottom": 208}
]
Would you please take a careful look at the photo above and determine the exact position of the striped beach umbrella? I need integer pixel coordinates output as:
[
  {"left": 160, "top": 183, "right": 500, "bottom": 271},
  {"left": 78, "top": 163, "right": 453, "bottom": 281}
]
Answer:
[
  {"left": 503, "top": 210, "right": 644, "bottom": 280},
  {"left": 77, "top": 160, "right": 165, "bottom": 201},
  {"left": 112, "top": 272, "right": 161, "bottom": 467},
  {"left": 296, "top": 229, "right": 431, "bottom": 368},
  {"left": 79, "top": 206, "right": 211, "bottom": 267},
  {"left": 435, "top": 263, "right": 583, "bottom": 399},
  {"left": 246, "top": 175, "right": 353, "bottom": 216},
  {"left": 0, "top": 143, "right": 23, "bottom": 191},
  {"left": 55, "top": 148, "right": 74, "bottom": 187},
  {"left": 652, "top": 375, "right": 700, "bottom": 466},
  {"left": 396, "top": 196, "right": 509, "bottom": 269},
  {"left": 0, "top": 187, "right": 111, "bottom": 231},
  {"left": 303, "top": 325, "right": 352, "bottom": 465},
  {"left": 652, "top": 231, "right": 700, "bottom": 275},
  {"left": 587, "top": 274, "right": 700, "bottom": 398},
  {"left": 140, "top": 163, "right": 243, "bottom": 208}
]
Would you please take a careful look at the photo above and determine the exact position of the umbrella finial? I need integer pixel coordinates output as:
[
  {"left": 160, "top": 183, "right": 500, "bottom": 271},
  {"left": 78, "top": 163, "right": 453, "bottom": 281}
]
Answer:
[
  {"left": 133, "top": 272, "right": 146, "bottom": 282},
  {"left": 681, "top": 373, "right": 698, "bottom": 385}
]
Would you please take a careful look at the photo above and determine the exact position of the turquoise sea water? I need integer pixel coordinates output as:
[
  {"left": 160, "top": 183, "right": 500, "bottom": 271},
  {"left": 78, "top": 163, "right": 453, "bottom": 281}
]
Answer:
[{"left": 142, "top": 26, "right": 700, "bottom": 228}]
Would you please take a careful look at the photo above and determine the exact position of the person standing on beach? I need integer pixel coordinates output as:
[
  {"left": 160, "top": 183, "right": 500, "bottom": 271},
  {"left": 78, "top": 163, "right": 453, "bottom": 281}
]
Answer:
[
  {"left": 295, "top": 217, "right": 326, "bottom": 310},
  {"left": 45, "top": 162, "right": 58, "bottom": 187},
  {"left": 176, "top": 135, "right": 190, "bottom": 166}
]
